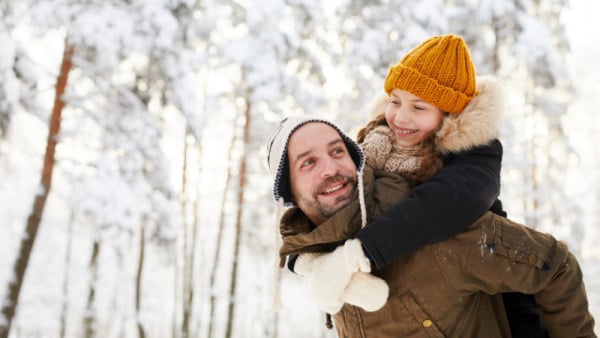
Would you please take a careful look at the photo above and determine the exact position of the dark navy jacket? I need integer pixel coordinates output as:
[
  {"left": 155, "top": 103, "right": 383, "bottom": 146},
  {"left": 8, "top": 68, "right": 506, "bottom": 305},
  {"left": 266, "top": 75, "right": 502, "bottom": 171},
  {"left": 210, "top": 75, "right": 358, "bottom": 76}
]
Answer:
[{"left": 356, "top": 139, "right": 504, "bottom": 269}]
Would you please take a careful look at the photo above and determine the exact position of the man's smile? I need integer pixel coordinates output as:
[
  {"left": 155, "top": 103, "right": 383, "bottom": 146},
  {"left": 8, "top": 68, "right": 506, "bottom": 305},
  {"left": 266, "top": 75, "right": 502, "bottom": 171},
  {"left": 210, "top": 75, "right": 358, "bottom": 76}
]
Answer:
[{"left": 320, "top": 181, "right": 349, "bottom": 196}]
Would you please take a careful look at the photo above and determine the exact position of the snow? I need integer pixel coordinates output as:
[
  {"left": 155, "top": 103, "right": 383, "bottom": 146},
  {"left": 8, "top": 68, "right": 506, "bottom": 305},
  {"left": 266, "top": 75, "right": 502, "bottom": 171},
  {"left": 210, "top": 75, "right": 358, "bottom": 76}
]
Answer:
[
  {"left": 0, "top": 0, "right": 599, "bottom": 337},
  {"left": 562, "top": 0, "right": 600, "bottom": 320}
]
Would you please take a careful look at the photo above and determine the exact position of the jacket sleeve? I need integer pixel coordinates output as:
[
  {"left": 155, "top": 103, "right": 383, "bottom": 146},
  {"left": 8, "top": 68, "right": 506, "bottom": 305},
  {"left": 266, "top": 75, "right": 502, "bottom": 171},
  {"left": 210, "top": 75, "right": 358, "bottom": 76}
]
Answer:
[
  {"left": 435, "top": 213, "right": 596, "bottom": 337},
  {"left": 356, "top": 139, "right": 503, "bottom": 270}
]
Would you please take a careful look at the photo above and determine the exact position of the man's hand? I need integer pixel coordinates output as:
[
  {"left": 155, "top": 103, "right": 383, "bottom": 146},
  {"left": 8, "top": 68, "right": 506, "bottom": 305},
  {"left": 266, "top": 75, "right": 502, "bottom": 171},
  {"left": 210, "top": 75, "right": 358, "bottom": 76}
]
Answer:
[
  {"left": 342, "top": 272, "right": 389, "bottom": 312},
  {"left": 294, "top": 239, "right": 377, "bottom": 314}
]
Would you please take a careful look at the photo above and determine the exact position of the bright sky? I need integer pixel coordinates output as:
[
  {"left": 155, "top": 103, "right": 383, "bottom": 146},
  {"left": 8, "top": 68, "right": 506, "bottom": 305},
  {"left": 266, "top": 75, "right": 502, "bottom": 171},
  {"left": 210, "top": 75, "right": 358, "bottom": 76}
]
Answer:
[{"left": 564, "top": 0, "right": 600, "bottom": 156}]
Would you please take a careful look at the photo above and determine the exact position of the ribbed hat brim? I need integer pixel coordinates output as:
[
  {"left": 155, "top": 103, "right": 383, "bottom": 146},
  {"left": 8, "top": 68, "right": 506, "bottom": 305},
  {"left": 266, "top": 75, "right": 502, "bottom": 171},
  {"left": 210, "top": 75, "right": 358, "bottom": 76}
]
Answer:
[
  {"left": 267, "top": 116, "right": 364, "bottom": 206},
  {"left": 384, "top": 64, "right": 476, "bottom": 114}
]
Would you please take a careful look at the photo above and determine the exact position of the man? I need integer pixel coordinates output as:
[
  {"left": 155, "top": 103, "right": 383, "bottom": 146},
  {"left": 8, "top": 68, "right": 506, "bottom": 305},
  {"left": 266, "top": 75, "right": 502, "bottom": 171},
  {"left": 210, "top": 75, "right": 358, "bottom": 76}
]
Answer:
[{"left": 267, "top": 116, "right": 596, "bottom": 337}]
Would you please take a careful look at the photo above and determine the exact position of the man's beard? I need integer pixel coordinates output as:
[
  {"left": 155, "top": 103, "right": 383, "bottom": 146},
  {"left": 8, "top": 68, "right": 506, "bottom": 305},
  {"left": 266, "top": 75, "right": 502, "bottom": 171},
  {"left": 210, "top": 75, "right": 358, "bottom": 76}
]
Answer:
[{"left": 308, "top": 174, "right": 357, "bottom": 218}]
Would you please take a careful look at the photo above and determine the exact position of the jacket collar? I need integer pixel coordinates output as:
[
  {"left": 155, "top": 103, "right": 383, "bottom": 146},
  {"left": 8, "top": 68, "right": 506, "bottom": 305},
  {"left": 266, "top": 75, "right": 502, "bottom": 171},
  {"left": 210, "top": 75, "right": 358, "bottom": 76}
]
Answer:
[
  {"left": 366, "top": 76, "right": 503, "bottom": 155},
  {"left": 434, "top": 76, "right": 503, "bottom": 154},
  {"left": 278, "top": 167, "right": 376, "bottom": 258}
]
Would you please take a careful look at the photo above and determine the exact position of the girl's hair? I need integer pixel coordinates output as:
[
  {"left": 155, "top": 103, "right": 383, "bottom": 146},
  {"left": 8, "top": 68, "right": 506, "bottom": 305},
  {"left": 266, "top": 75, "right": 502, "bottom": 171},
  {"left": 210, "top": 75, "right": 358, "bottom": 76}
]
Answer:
[
  {"left": 356, "top": 113, "right": 442, "bottom": 183},
  {"left": 356, "top": 113, "right": 388, "bottom": 144}
]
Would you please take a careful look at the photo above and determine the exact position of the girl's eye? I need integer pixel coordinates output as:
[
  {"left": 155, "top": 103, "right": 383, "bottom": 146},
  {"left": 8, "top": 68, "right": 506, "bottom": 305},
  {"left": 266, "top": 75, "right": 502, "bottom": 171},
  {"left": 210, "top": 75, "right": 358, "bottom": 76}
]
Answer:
[{"left": 414, "top": 105, "right": 425, "bottom": 110}]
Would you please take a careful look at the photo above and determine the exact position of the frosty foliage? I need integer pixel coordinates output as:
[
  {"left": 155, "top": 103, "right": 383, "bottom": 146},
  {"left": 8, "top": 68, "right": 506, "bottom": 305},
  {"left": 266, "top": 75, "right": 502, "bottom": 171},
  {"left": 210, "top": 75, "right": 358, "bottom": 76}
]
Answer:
[
  {"left": 30, "top": 0, "right": 179, "bottom": 68},
  {"left": 0, "top": 31, "right": 18, "bottom": 138},
  {"left": 68, "top": 84, "right": 180, "bottom": 252},
  {"left": 20, "top": 0, "right": 209, "bottom": 253},
  {"left": 0, "top": 0, "right": 598, "bottom": 337},
  {"left": 71, "top": 155, "right": 141, "bottom": 237},
  {"left": 217, "top": 0, "right": 330, "bottom": 117},
  {"left": 514, "top": 13, "right": 566, "bottom": 87},
  {"left": 0, "top": 25, "right": 45, "bottom": 139},
  {"left": 328, "top": 0, "right": 450, "bottom": 125}
]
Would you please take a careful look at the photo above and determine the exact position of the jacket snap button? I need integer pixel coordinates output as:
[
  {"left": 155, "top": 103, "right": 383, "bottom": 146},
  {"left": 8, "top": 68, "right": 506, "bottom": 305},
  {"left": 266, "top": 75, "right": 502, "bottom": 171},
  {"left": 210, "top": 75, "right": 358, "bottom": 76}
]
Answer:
[
  {"left": 528, "top": 255, "right": 537, "bottom": 264},
  {"left": 422, "top": 319, "right": 433, "bottom": 328}
]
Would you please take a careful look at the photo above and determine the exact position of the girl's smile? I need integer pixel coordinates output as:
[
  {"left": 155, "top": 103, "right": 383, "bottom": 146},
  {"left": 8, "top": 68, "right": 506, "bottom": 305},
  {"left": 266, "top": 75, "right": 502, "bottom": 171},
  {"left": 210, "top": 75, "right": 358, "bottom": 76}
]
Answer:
[{"left": 385, "top": 89, "right": 444, "bottom": 147}]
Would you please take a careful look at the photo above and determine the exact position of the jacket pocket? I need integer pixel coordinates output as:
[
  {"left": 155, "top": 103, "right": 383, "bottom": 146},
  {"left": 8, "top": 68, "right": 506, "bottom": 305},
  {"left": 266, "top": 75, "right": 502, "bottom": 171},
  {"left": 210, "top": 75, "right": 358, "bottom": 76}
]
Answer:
[
  {"left": 401, "top": 293, "right": 445, "bottom": 338},
  {"left": 492, "top": 218, "right": 553, "bottom": 272}
]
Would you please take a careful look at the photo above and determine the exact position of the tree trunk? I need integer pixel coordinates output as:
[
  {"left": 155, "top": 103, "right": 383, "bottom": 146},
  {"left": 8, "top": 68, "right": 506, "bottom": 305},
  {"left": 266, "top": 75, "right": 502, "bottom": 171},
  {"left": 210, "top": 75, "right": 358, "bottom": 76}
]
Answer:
[
  {"left": 524, "top": 86, "right": 539, "bottom": 230},
  {"left": 181, "top": 130, "right": 193, "bottom": 338},
  {"left": 491, "top": 16, "right": 501, "bottom": 74},
  {"left": 172, "top": 250, "right": 179, "bottom": 338},
  {"left": 59, "top": 212, "right": 75, "bottom": 338},
  {"left": 181, "top": 199, "right": 199, "bottom": 338},
  {"left": 190, "top": 153, "right": 203, "bottom": 337},
  {"left": 224, "top": 99, "right": 251, "bottom": 338},
  {"left": 84, "top": 240, "right": 100, "bottom": 338},
  {"left": 136, "top": 224, "right": 147, "bottom": 338},
  {"left": 207, "top": 114, "right": 239, "bottom": 338},
  {"left": 185, "top": 141, "right": 200, "bottom": 338},
  {"left": 0, "top": 39, "right": 74, "bottom": 338}
]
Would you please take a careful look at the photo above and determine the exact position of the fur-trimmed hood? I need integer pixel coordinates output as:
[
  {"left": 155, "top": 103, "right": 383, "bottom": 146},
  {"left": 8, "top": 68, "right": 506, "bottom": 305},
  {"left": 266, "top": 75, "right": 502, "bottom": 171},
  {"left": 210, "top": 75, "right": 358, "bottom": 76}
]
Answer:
[{"left": 366, "top": 76, "right": 503, "bottom": 154}]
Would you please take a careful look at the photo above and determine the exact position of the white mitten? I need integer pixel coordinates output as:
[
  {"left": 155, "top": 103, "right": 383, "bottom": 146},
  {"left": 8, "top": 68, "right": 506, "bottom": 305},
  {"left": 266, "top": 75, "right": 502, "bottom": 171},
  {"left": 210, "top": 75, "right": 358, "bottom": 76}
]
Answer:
[
  {"left": 293, "top": 239, "right": 371, "bottom": 314},
  {"left": 342, "top": 272, "right": 389, "bottom": 312},
  {"left": 294, "top": 252, "right": 344, "bottom": 313}
]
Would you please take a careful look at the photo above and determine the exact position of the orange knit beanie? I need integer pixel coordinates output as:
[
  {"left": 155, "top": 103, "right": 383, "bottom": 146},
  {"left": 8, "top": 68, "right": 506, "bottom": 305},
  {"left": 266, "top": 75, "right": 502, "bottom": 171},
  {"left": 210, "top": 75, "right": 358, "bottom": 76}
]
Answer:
[{"left": 383, "top": 34, "right": 477, "bottom": 114}]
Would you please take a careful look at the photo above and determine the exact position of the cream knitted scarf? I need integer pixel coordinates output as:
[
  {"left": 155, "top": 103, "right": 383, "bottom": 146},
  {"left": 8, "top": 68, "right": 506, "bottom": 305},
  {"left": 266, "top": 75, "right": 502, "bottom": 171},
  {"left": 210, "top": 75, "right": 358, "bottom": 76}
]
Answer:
[{"left": 360, "top": 125, "right": 426, "bottom": 178}]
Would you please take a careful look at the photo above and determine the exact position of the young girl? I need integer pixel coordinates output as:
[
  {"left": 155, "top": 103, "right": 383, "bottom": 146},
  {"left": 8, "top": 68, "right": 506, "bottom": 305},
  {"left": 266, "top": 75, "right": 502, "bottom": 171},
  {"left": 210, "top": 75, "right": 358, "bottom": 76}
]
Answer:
[{"left": 279, "top": 34, "right": 547, "bottom": 337}]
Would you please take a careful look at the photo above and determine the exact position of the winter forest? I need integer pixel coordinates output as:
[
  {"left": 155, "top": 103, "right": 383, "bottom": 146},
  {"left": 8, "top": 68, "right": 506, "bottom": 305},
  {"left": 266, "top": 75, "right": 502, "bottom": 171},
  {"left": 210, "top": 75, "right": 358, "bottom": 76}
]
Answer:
[{"left": 1, "top": 0, "right": 599, "bottom": 337}]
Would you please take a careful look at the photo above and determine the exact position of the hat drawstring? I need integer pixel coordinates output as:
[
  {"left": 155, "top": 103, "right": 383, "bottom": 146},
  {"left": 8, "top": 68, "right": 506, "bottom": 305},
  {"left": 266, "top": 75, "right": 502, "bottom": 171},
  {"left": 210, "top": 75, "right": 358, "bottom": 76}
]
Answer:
[
  {"left": 272, "top": 197, "right": 285, "bottom": 311},
  {"left": 357, "top": 169, "right": 367, "bottom": 228},
  {"left": 325, "top": 313, "right": 333, "bottom": 329}
]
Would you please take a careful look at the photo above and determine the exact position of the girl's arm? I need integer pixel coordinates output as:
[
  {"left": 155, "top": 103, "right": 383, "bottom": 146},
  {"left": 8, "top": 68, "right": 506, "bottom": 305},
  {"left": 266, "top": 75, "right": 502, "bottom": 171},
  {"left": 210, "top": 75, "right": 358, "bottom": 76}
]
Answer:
[{"left": 355, "top": 139, "right": 503, "bottom": 270}]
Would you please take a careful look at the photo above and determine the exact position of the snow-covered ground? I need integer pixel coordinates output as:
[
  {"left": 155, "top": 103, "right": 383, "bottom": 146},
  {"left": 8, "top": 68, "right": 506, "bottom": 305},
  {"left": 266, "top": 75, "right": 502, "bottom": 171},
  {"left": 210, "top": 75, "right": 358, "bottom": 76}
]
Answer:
[{"left": 1, "top": 1, "right": 599, "bottom": 337}]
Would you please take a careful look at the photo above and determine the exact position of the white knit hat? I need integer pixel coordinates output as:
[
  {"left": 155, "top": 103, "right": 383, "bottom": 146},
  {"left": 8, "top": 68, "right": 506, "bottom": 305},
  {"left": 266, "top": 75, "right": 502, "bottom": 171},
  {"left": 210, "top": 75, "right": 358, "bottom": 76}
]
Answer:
[{"left": 267, "top": 116, "right": 365, "bottom": 207}]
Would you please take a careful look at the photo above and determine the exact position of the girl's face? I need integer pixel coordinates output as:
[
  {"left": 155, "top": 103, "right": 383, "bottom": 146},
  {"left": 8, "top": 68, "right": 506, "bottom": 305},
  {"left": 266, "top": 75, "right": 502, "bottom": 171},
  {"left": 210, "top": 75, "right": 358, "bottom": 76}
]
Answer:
[{"left": 385, "top": 89, "right": 444, "bottom": 147}]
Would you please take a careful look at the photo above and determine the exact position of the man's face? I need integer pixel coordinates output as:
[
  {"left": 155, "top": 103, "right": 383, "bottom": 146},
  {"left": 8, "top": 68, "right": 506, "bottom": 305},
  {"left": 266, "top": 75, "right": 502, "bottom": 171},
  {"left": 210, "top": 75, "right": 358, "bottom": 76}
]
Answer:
[{"left": 287, "top": 122, "right": 357, "bottom": 225}]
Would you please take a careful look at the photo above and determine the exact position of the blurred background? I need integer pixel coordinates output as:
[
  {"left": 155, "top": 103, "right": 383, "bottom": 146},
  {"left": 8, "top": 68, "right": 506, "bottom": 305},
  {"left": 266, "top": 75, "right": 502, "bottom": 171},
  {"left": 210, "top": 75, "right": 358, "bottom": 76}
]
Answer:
[{"left": 1, "top": 0, "right": 599, "bottom": 337}]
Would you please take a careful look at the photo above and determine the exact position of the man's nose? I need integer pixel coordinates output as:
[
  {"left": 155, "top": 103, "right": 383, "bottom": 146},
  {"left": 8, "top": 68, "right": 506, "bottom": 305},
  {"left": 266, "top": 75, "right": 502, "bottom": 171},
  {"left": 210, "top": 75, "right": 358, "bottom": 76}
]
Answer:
[{"left": 320, "top": 157, "right": 338, "bottom": 177}]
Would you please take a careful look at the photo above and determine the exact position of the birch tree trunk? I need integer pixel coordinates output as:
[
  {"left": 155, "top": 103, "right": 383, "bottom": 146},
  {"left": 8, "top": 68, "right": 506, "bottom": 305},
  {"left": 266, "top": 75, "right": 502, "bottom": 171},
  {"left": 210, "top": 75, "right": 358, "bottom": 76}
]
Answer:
[
  {"left": 59, "top": 212, "right": 75, "bottom": 338},
  {"left": 84, "top": 239, "right": 100, "bottom": 338},
  {"left": 224, "top": 99, "right": 250, "bottom": 338},
  {"left": 190, "top": 154, "right": 203, "bottom": 337},
  {"left": 136, "top": 225, "right": 147, "bottom": 338},
  {"left": 180, "top": 130, "right": 196, "bottom": 338},
  {"left": 207, "top": 114, "right": 238, "bottom": 338},
  {"left": 0, "top": 39, "right": 74, "bottom": 338}
]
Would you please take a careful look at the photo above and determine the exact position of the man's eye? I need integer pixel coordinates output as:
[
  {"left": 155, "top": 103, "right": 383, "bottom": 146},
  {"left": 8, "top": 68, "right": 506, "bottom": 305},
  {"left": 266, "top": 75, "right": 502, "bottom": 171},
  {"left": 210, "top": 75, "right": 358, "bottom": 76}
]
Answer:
[{"left": 301, "top": 159, "right": 314, "bottom": 167}]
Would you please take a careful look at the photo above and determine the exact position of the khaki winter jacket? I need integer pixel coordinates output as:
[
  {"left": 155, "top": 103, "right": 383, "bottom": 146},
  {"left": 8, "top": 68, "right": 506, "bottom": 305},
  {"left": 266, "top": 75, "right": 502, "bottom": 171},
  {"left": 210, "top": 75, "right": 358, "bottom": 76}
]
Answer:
[
  {"left": 279, "top": 76, "right": 596, "bottom": 337},
  {"left": 280, "top": 166, "right": 596, "bottom": 337}
]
